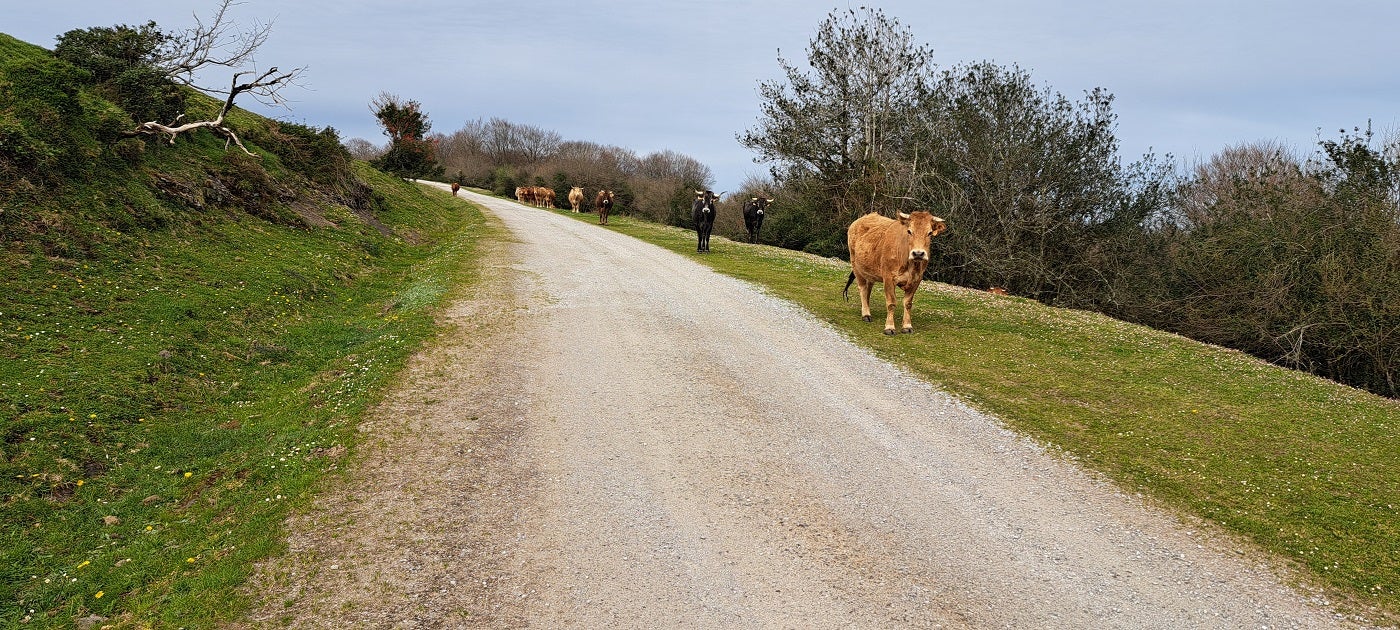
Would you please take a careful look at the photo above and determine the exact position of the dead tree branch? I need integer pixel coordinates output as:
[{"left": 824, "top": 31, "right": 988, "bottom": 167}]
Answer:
[
  {"left": 125, "top": 0, "right": 305, "bottom": 153},
  {"left": 128, "top": 67, "right": 298, "bottom": 156}
]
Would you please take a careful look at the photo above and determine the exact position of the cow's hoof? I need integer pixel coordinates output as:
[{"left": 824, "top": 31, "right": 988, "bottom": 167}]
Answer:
[
  {"left": 901, "top": 327, "right": 913, "bottom": 334},
  {"left": 862, "top": 315, "right": 872, "bottom": 322},
  {"left": 883, "top": 328, "right": 896, "bottom": 336}
]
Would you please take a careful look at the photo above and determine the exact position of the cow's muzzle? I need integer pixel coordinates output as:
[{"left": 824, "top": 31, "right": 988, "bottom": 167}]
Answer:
[{"left": 910, "top": 250, "right": 927, "bottom": 260}]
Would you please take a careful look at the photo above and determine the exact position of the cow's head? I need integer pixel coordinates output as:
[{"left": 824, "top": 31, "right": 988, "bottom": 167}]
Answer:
[
  {"left": 748, "top": 197, "right": 774, "bottom": 214},
  {"left": 695, "top": 190, "right": 719, "bottom": 210},
  {"left": 899, "top": 211, "right": 947, "bottom": 261}
]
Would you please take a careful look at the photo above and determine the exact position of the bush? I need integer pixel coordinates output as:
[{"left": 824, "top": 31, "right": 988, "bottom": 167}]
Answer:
[
  {"left": 53, "top": 22, "right": 183, "bottom": 125},
  {"left": 0, "top": 57, "right": 93, "bottom": 183},
  {"left": 53, "top": 21, "right": 167, "bottom": 83}
]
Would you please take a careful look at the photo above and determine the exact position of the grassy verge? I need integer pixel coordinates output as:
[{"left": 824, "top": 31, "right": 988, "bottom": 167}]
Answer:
[
  {"left": 1, "top": 172, "right": 489, "bottom": 628},
  {"left": 545, "top": 203, "right": 1400, "bottom": 624}
]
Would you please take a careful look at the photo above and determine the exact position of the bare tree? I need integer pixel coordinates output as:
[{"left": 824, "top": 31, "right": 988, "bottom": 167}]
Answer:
[
  {"left": 344, "top": 137, "right": 384, "bottom": 161},
  {"left": 127, "top": 0, "right": 305, "bottom": 154}
]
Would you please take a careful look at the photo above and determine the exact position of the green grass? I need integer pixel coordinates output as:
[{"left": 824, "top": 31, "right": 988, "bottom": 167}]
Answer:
[
  {"left": 541, "top": 202, "right": 1400, "bottom": 624},
  {"left": 1, "top": 171, "right": 492, "bottom": 628}
]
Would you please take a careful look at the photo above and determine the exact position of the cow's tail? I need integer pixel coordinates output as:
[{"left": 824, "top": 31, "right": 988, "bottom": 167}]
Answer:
[{"left": 843, "top": 272, "right": 855, "bottom": 301}]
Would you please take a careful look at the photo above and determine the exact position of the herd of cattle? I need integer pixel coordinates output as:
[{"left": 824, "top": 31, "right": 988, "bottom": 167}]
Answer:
[{"left": 503, "top": 184, "right": 950, "bottom": 335}]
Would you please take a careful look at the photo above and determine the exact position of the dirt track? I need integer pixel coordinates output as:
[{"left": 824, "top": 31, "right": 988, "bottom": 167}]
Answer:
[{"left": 239, "top": 185, "right": 1361, "bottom": 628}]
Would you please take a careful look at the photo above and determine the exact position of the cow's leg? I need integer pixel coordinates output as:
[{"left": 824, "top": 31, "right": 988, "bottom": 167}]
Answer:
[
  {"left": 857, "top": 276, "right": 874, "bottom": 322},
  {"left": 882, "top": 278, "right": 898, "bottom": 335},
  {"left": 900, "top": 284, "right": 920, "bottom": 334}
]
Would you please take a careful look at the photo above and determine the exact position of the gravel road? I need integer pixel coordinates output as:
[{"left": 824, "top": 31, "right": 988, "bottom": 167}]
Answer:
[{"left": 241, "top": 185, "right": 1362, "bottom": 628}]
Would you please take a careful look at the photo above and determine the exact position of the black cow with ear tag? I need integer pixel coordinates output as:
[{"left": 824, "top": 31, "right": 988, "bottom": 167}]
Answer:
[
  {"left": 742, "top": 196, "right": 774, "bottom": 243},
  {"left": 692, "top": 189, "right": 720, "bottom": 253}
]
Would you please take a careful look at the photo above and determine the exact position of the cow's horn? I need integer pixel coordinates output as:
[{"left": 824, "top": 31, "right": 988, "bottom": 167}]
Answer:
[
  {"left": 932, "top": 215, "right": 945, "bottom": 222},
  {"left": 898, "top": 212, "right": 912, "bottom": 219}
]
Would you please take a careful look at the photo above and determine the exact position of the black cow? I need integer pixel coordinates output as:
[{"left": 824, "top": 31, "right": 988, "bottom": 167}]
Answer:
[
  {"left": 692, "top": 189, "right": 719, "bottom": 253},
  {"left": 742, "top": 196, "right": 773, "bottom": 243}
]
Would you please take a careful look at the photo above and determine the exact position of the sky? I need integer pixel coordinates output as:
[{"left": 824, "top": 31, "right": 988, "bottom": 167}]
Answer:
[{"left": 7, "top": 0, "right": 1399, "bottom": 193}]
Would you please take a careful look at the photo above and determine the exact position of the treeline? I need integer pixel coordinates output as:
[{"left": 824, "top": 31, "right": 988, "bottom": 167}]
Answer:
[
  {"left": 429, "top": 117, "right": 714, "bottom": 225},
  {"left": 739, "top": 8, "right": 1400, "bottom": 398}
]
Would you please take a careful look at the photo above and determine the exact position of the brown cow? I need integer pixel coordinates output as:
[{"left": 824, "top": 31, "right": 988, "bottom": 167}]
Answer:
[
  {"left": 540, "top": 187, "right": 556, "bottom": 209},
  {"left": 450, "top": 182, "right": 460, "bottom": 196},
  {"left": 568, "top": 186, "right": 585, "bottom": 213},
  {"left": 595, "top": 189, "right": 615, "bottom": 225},
  {"left": 515, "top": 186, "right": 531, "bottom": 205},
  {"left": 843, "top": 211, "right": 947, "bottom": 335}
]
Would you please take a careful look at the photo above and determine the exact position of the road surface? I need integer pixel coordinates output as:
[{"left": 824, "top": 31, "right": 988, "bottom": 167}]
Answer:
[{"left": 240, "top": 185, "right": 1358, "bottom": 628}]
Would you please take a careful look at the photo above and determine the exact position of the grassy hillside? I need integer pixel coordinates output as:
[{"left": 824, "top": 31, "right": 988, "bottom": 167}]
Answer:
[
  {"left": 540, "top": 207, "right": 1400, "bottom": 625},
  {"left": 2, "top": 35, "right": 493, "bottom": 628}
]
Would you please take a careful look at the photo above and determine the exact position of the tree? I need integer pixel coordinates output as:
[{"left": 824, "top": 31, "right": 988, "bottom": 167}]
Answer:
[
  {"left": 54, "top": 21, "right": 185, "bottom": 124},
  {"left": 739, "top": 7, "right": 935, "bottom": 255},
  {"left": 740, "top": 7, "right": 934, "bottom": 219},
  {"left": 110, "top": 0, "right": 305, "bottom": 154},
  {"left": 369, "top": 92, "right": 444, "bottom": 180},
  {"left": 343, "top": 137, "right": 384, "bottom": 161},
  {"left": 1150, "top": 133, "right": 1400, "bottom": 397},
  {"left": 914, "top": 62, "right": 1138, "bottom": 303}
]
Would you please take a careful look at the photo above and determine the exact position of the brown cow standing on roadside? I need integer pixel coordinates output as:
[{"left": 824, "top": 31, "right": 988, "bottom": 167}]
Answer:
[
  {"left": 568, "top": 186, "right": 585, "bottom": 213},
  {"left": 595, "top": 189, "right": 615, "bottom": 225},
  {"left": 540, "top": 187, "right": 556, "bottom": 209},
  {"left": 844, "top": 211, "right": 947, "bottom": 335},
  {"left": 450, "top": 182, "right": 460, "bottom": 196}
]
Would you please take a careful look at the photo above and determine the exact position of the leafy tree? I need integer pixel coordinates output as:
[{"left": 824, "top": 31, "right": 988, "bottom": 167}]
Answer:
[
  {"left": 53, "top": 21, "right": 185, "bottom": 124},
  {"left": 369, "top": 92, "right": 444, "bottom": 180},
  {"left": 740, "top": 6, "right": 934, "bottom": 242},
  {"left": 914, "top": 62, "right": 1146, "bottom": 303}
]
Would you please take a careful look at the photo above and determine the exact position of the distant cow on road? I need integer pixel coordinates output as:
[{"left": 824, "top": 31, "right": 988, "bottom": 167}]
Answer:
[
  {"left": 742, "top": 197, "right": 773, "bottom": 243},
  {"left": 450, "top": 182, "right": 460, "bottom": 196},
  {"left": 568, "top": 186, "right": 585, "bottom": 213},
  {"left": 595, "top": 189, "right": 615, "bottom": 225},
  {"left": 692, "top": 190, "right": 719, "bottom": 253},
  {"left": 844, "top": 211, "right": 947, "bottom": 335}
]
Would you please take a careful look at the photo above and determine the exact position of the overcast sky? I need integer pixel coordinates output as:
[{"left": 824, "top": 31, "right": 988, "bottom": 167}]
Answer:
[{"left": 7, "top": 0, "right": 1399, "bottom": 192}]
